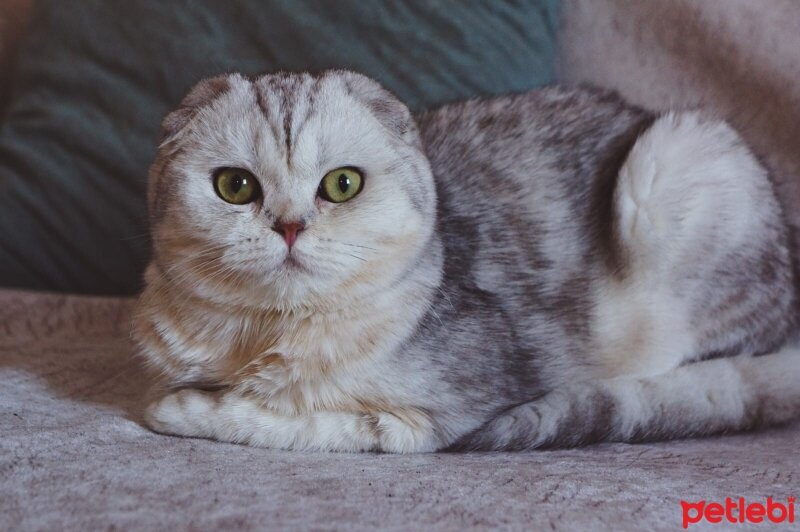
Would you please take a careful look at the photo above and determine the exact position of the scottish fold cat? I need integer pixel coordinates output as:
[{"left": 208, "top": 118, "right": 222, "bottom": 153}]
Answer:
[{"left": 133, "top": 71, "right": 800, "bottom": 452}]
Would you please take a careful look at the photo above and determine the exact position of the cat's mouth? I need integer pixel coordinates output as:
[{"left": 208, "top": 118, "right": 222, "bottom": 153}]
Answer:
[{"left": 282, "top": 254, "right": 309, "bottom": 273}]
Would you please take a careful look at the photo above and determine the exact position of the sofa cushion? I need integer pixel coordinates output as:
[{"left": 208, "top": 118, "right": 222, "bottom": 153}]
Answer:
[{"left": 0, "top": 0, "right": 559, "bottom": 294}]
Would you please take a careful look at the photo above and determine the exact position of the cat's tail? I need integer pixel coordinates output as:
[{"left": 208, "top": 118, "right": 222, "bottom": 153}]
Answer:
[{"left": 447, "top": 342, "right": 800, "bottom": 451}]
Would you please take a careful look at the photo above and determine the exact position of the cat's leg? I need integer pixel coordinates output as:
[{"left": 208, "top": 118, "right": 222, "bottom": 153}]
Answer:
[
  {"left": 613, "top": 111, "right": 783, "bottom": 276},
  {"left": 144, "top": 389, "right": 440, "bottom": 453},
  {"left": 464, "top": 113, "right": 800, "bottom": 452},
  {"left": 449, "top": 341, "right": 800, "bottom": 451},
  {"left": 593, "top": 111, "right": 794, "bottom": 378}
]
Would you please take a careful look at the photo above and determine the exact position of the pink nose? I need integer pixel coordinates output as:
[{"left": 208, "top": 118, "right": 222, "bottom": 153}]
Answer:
[{"left": 272, "top": 220, "right": 305, "bottom": 250}]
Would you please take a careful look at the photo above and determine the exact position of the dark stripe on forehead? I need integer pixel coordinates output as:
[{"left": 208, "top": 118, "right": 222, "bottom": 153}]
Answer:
[
  {"left": 255, "top": 73, "right": 321, "bottom": 169},
  {"left": 263, "top": 75, "right": 296, "bottom": 163},
  {"left": 289, "top": 77, "right": 323, "bottom": 163},
  {"left": 283, "top": 101, "right": 293, "bottom": 164},
  {"left": 253, "top": 80, "right": 283, "bottom": 151}
]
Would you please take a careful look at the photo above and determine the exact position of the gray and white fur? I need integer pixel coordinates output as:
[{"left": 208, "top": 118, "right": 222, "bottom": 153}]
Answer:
[{"left": 133, "top": 71, "right": 800, "bottom": 452}]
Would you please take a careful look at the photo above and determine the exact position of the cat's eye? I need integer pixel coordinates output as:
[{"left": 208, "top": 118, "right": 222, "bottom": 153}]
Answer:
[
  {"left": 214, "top": 168, "right": 260, "bottom": 205},
  {"left": 318, "top": 167, "right": 364, "bottom": 203}
]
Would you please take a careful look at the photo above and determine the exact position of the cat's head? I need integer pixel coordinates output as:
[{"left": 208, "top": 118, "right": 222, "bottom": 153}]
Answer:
[{"left": 147, "top": 71, "right": 437, "bottom": 311}]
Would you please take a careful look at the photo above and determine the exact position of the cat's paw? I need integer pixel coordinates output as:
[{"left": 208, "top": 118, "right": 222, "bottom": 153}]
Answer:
[{"left": 143, "top": 389, "right": 218, "bottom": 438}]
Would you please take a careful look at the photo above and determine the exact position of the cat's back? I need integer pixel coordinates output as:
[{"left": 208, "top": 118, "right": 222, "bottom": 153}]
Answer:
[
  {"left": 417, "top": 85, "right": 653, "bottom": 284},
  {"left": 414, "top": 87, "right": 655, "bottom": 371},
  {"left": 417, "top": 85, "right": 653, "bottom": 218}
]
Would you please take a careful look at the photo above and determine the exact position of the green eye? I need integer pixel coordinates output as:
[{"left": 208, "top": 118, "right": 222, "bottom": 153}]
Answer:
[
  {"left": 214, "top": 168, "right": 260, "bottom": 205},
  {"left": 318, "top": 167, "right": 364, "bottom": 203}
]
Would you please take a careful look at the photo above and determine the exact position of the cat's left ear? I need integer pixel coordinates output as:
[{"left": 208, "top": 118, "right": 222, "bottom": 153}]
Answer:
[
  {"left": 159, "top": 75, "right": 234, "bottom": 145},
  {"left": 337, "top": 71, "right": 421, "bottom": 149}
]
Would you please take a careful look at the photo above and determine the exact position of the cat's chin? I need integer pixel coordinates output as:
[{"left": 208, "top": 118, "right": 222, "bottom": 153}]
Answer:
[{"left": 279, "top": 254, "right": 311, "bottom": 274}]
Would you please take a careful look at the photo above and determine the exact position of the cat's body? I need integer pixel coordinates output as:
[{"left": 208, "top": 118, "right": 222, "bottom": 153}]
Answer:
[{"left": 134, "top": 71, "right": 800, "bottom": 452}]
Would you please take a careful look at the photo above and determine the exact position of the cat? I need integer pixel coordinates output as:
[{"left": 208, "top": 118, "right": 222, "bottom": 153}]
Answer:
[{"left": 133, "top": 70, "right": 800, "bottom": 453}]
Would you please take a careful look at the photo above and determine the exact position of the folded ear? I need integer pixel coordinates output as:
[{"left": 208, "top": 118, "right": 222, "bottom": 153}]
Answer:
[
  {"left": 159, "top": 75, "right": 233, "bottom": 145},
  {"left": 337, "top": 71, "right": 421, "bottom": 149}
]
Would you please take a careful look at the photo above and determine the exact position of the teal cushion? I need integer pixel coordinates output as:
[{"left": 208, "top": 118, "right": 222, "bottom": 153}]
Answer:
[{"left": 0, "top": 0, "right": 559, "bottom": 295}]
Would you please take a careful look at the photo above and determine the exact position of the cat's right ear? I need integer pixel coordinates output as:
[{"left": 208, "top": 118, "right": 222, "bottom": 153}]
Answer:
[{"left": 159, "top": 75, "right": 233, "bottom": 146}]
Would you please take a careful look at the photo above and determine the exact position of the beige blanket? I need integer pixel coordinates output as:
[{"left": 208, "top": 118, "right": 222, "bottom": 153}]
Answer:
[{"left": 2, "top": 291, "right": 799, "bottom": 531}]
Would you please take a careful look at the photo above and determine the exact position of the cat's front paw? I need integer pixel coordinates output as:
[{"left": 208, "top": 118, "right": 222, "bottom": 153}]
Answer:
[{"left": 144, "top": 389, "right": 219, "bottom": 438}]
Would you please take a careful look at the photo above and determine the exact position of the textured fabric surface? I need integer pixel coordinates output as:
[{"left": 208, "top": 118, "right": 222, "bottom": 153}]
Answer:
[
  {"left": 0, "top": 0, "right": 558, "bottom": 296},
  {"left": 1, "top": 289, "right": 799, "bottom": 531}
]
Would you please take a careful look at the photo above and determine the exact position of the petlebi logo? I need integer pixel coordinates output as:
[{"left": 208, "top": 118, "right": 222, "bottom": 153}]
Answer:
[{"left": 681, "top": 497, "right": 796, "bottom": 528}]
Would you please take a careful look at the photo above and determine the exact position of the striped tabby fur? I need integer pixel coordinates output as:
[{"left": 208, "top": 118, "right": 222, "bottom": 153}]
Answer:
[{"left": 133, "top": 71, "right": 800, "bottom": 452}]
